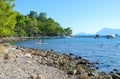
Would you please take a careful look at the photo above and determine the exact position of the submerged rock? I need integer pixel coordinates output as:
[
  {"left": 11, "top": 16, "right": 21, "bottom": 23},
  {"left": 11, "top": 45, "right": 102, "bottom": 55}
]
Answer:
[{"left": 69, "top": 53, "right": 74, "bottom": 56}]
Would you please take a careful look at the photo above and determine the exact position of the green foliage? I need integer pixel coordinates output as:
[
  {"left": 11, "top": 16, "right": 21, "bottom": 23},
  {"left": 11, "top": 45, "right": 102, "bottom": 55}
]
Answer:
[
  {"left": 26, "top": 17, "right": 39, "bottom": 36},
  {"left": 14, "top": 13, "right": 27, "bottom": 36},
  {"left": 38, "top": 12, "right": 47, "bottom": 22},
  {"left": 0, "top": 1, "right": 72, "bottom": 37},
  {"left": 28, "top": 11, "right": 37, "bottom": 18},
  {"left": 15, "top": 11, "right": 72, "bottom": 37},
  {"left": 64, "top": 27, "right": 72, "bottom": 36},
  {"left": 0, "top": 0, "right": 16, "bottom": 36}
]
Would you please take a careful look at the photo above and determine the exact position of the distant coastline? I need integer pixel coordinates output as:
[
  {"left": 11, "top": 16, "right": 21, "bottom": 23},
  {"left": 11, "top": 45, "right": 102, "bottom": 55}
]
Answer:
[{"left": 0, "top": 34, "right": 118, "bottom": 43}]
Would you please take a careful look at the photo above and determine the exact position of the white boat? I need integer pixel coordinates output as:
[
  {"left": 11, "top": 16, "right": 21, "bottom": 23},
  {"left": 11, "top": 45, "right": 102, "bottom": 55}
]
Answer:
[
  {"left": 65, "top": 36, "right": 72, "bottom": 38},
  {"left": 106, "top": 34, "right": 116, "bottom": 39}
]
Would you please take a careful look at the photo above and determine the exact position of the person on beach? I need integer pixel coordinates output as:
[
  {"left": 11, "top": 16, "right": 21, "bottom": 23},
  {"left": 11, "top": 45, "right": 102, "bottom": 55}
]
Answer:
[{"left": 38, "top": 39, "right": 44, "bottom": 44}]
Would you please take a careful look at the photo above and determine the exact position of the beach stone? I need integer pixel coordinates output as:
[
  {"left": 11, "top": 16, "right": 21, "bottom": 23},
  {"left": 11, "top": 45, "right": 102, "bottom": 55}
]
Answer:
[
  {"left": 76, "top": 65, "right": 84, "bottom": 74},
  {"left": 3, "top": 43, "right": 10, "bottom": 47},
  {"left": 67, "top": 69, "right": 75, "bottom": 75},
  {"left": 73, "top": 69, "right": 77, "bottom": 75},
  {"left": 77, "top": 59, "right": 89, "bottom": 64},
  {"left": 74, "top": 56, "right": 82, "bottom": 60},
  {"left": 37, "top": 74, "right": 46, "bottom": 79},
  {"left": 77, "top": 73, "right": 89, "bottom": 79},
  {"left": 82, "top": 74, "right": 89, "bottom": 79},
  {"left": 69, "top": 61, "right": 76, "bottom": 67},
  {"left": 25, "top": 53, "right": 32, "bottom": 58},
  {"left": 4, "top": 53, "right": 16, "bottom": 60},
  {"left": 46, "top": 62, "right": 53, "bottom": 66},
  {"left": 0, "top": 45, "right": 5, "bottom": 56},
  {"left": 26, "top": 60, "right": 32, "bottom": 64},
  {"left": 30, "top": 74, "right": 37, "bottom": 79},
  {"left": 87, "top": 71, "right": 95, "bottom": 76}
]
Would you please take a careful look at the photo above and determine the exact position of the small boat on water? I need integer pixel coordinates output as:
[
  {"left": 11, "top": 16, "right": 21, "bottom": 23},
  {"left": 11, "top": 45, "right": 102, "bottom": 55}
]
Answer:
[
  {"left": 65, "top": 36, "right": 72, "bottom": 38},
  {"left": 94, "top": 34, "right": 117, "bottom": 39},
  {"left": 61, "top": 35, "right": 72, "bottom": 38},
  {"left": 36, "top": 42, "right": 47, "bottom": 44},
  {"left": 106, "top": 34, "right": 116, "bottom": 39},
  {"left": 36, "top": 39, "right": 46, "bottom": 44}
]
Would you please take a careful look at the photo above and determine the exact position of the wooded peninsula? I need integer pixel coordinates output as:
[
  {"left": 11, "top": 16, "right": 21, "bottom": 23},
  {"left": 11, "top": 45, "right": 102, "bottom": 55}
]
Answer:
[{"left": 0, "top": 0, "right": 72, "bottom": 37}]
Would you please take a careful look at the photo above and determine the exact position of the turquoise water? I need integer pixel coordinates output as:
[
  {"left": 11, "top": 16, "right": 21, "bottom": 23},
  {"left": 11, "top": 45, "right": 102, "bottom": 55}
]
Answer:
[{"left": 13, "top": 37, "right": 120, "bottom": 73}]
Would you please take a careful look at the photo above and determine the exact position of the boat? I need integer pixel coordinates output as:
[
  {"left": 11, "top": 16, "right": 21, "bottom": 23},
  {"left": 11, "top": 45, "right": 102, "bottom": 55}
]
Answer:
[{"left": 106, "top": 34, "right": 116, "bottom": 39}]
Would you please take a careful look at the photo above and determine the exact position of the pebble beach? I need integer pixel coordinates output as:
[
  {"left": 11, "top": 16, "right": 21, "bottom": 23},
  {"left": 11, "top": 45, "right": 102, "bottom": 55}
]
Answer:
[{"left": 0, "top": 43, "right": 118, "bottom": 79}]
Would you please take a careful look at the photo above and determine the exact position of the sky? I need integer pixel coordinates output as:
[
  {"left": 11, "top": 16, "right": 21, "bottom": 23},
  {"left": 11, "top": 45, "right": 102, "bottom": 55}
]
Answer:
[{"left": 14, "top": 0, "right": 120, "bottom": 35}]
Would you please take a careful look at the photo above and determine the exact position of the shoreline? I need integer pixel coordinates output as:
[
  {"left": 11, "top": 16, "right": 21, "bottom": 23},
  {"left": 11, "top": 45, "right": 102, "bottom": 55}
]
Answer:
[
  {"left": 0, "top": 36, "right": 64, "bottom": 42},
  {"left": 0, "top": 43, "right": 116, "bottom": 79}
]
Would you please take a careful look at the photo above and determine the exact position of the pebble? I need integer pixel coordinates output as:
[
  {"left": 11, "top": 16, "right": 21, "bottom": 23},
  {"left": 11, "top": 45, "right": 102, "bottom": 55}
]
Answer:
[{"left": 25, "top": 53, "right": 32, "bottom": 58}]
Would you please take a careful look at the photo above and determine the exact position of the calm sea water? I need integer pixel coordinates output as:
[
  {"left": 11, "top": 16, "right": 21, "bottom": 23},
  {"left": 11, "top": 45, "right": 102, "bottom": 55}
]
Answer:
[{"left": 13, "top": 36, "right": 120, "bottom": 73}]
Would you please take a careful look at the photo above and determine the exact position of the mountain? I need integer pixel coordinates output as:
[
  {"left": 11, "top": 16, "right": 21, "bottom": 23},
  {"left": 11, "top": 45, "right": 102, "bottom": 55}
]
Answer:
[
  {"left": 75, "top": 32, "right": 87, "bottom": 35},
  {"left": 75, "top": 28, "right": 120, "bottom": 36},
  {"left": 96, "top": 28, "right": 120, "bottom": 35},
  {"left": 74, "top": 32, "right": 94, "bottom": 36}
]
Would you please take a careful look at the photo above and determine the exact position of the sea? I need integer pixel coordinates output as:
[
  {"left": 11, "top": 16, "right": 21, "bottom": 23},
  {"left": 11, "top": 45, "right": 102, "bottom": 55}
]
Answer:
[{"left": 13, "top": 36, "right": 120, "bottom": 73}]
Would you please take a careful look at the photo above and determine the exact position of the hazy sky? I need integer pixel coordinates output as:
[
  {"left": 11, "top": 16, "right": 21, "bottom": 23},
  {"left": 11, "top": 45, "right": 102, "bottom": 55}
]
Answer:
[{"left": 14, "top": 0, "right": 120, "bottom": 35}]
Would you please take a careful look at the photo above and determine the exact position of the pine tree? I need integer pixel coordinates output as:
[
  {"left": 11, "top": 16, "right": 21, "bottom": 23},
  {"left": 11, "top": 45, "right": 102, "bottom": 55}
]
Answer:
[{"left": 0, "top": 0, "right": 17, "bottom": 36}]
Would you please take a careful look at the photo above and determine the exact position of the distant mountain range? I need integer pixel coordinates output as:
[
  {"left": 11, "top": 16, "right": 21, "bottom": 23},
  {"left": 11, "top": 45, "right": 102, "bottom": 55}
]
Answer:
[
  {"left": 75, "top": 28, "right": 120, "bottom": 36},
  {"left": 75, "top": 33, "right": 93, "bottom": 36},
  {"left": 75, "top": 33, "right": 89, "bottom": 35},
  {"left": 96, "top": 28, "right": 120, "bottom": 35}
]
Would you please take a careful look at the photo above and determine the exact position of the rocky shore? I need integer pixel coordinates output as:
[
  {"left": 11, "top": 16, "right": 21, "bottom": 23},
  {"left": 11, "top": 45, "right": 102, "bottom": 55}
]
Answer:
[
  {"left": 0, "top": 43, "right": 118, "bottom": 79},
  {"left": 0, "top": 36, "right": 63, "bottom": 43}
]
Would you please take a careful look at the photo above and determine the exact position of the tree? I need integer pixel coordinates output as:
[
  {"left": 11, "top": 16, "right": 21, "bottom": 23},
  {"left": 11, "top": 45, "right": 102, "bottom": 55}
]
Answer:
[
  {"left": 14, "top": 10, "right": 72, "bottom": 37},
  {"left": 14, "top": 12, "right": 27, "bottom": 36},
  {"left": 28, "top": 11, "right": 37, "bottom": 18},
  {"left": 64, "top": 27, "right": 72, "bottom": 36},
  {"left": 0, "top": 0, "right": 17, "bottom": 36},
  {"left": 54, "top": 22, "right": 64, "bottom": 36},
  {"left": 38, "top": 12, "right": 47, "bottom": 22},
  {"left": 26, "top": 17, "right": 39, "bottom": 36},
  {"left": 45, "top": 18, "right": 55, "bottom": 36}
]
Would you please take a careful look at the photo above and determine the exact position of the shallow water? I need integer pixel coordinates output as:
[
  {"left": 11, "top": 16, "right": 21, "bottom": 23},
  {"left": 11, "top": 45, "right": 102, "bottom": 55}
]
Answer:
[{"left": 13, "top": 36, "right": 120, "bottom": 73}]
